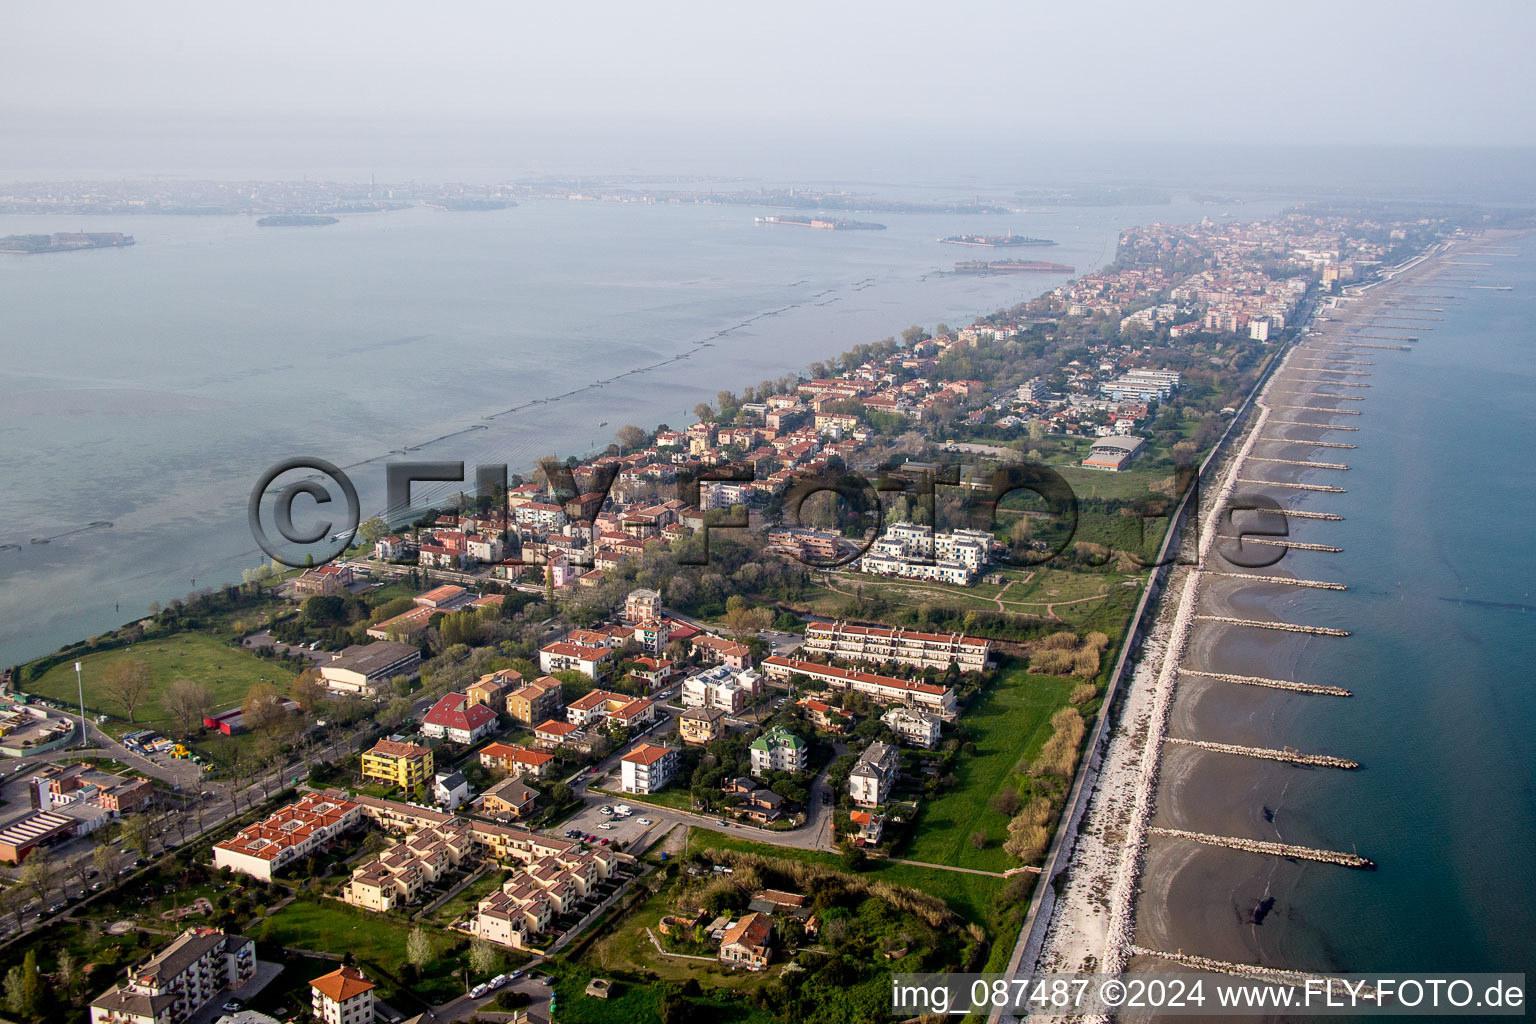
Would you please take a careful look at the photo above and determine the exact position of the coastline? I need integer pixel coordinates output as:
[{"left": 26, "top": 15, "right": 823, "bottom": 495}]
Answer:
[{"left": 1025, "top": 232, "right": 1483, "bottom": 1000}]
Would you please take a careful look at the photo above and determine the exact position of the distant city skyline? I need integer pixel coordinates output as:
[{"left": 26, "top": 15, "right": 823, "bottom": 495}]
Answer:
[{"left": 5, "top": 0, "right": 1536, "bottom": 149}]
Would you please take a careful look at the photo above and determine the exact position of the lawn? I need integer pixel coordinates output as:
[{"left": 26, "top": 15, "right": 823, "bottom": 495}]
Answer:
[
  {"left": 900, "top": 666, "right": 1075, "bottom": 872},
  {"left": 24, "top": 632, "right": 296, "bottom": 736},
  {"left": 551, "top": 963, "right": 775, "bottom": 1024},
  {"left": 256, "top": 896, "right": 467, "bottom": 1004},
  {"left": 582, "top": 884, "right": 772, "bottom": 995},
  {"left": 691, "top": 830, "right": 1004, "bottom": 930},
  {"left": 256, "top": 896, "right": 415, "bottom": 964}
]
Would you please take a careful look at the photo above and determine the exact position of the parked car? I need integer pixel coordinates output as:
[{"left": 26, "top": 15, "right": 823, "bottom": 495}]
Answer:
[
  {"left": 470, "top": 984, "right": 488, "bottom": 999},
  {"left": 490, "top": 974, "right": 508, "bottom": 989},
  {"left": 637, "top": 817, "right": 653, "bottom": 825},
  {"left": 598, "top": 822, "right": 614, "bottom": 830}
]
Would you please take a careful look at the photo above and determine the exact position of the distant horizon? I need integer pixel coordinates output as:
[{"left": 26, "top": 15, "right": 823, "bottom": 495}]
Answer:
[{"left": 4, "top": 112, "right": 1536, "bottom": 202}]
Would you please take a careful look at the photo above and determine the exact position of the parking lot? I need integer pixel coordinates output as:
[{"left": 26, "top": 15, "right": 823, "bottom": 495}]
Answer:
[{"left": 557, "top": 799, "right": 666, "bottom": 850}]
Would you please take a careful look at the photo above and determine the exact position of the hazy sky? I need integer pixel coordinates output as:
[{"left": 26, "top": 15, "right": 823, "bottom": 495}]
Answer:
[{"left": 7, "top": 0, "right": 1535, "bottom": 148}]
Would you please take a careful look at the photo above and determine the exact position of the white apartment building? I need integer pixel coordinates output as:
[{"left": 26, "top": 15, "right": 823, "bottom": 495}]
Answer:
[
  {"left": 212, "top": 794, "right": 362, "bottom": 882},
  {"left": 802, "top": 621, "right": 990, "bottom": 673},
  {"left": 749, "top": 727, "right": 808, "bottom": 775},
  {"left": 619, "top": 742, "right": 680, "bottom": 795},
  {"left": 681, "top": 664, "right": 762, "bottom": 716},
  {"left": 310, "top": 966, "right": 376, "bottom": 1024},
  {"left": 848, "top": 741, "right": 899, "bottom": 808},
  {"left": 881, "top": 706, "right": 943, "bottom": 749}
]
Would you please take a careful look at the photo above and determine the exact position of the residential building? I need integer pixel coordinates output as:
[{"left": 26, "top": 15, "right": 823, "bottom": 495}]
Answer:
[
  {"left": 623, "top": 587, "right": 662, "bottom": 623},
  {"left": 849, "top": 809, "right": 885, "bottom": 847},
  {"left": 89, "top": 927, "right": 258, "bottom": 1024},
  {"left": 565, "top": 690, "right": 655, "bottom": 729},
  {"left": 293, "top": 563, "right": 354, "bottom": 598},
  {"left": 619, "top": 742, "right": 680, "bottom": 794},
  {"left": 213, "top": 794, "right": 361, "bottom": 881},
  {"left": 360, "top": 739, "right": 434, "bottom": 791},
  {"left": 848, "top": 741, "right": 898, "bottom": 808},
  {"left": 761, "top": 657, "right": 957, "bottom": 719},
  {"left": 478, "top": 742, "right": 557, "bottom": 780},
  {"left": 681, "top": 664, "right": 761, "bottom": 716},
  {"left": 691, "top": 635, "right": 752, "bottom": 670},
  {"left": 310, "top": 966, "right": 376, "bottom": 1024},
  {"left": 532, "top": 720, "right": 582, "bottom": 749},
  {"left": 881, "top": 706, "right": 943, "bottom": 749},
  {"left": 718, "top": 912, "right": 773, "bottom": 970},
  {"left": 631, "top": 617, "right": 672, "bottom": 655},
  {"left": 479, "top": 777, "right": 539, "bottom": 819},
  {"left": 319, "top": 642, "right": 421, "bottom": 696},
  {"left": 538, "top": 641, "right": 613, "bottom": 680},
  {"left": 749, "top": 727, "right": 808, "bottom": 775},
  {"left": 342, "top": 818, "right": 473, "bottom": 913},
  {"left": 802, "top": 621, "right": 990, "bottom": 673},
  {"left": 506, "top": 676, "right": 563, "bottom": 726},
  {"left": 797, "top": 698, "right": 854, "bottom": 734},
  {"left": 466, "top": 670, "right": 520, "bottom": 715},
  {"left": 433, "top": 771, "right": 471, "bottom": 811},
  {"left": 679, "top": 706, "right": 726, "bottom": 745},
  {"left": 420, "top": 693, "right": 498, "bottom": 745}
]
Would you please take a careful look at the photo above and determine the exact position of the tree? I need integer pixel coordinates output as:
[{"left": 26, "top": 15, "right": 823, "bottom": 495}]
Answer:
[
  {"left": 102, "top": 659, "right": 152, "bottom": 723},
  {"left": 94, "top": 842, "right": 122, "bottom": 880},
  {"left": 692, "top": 402, "right": 713, "bottom": 422},
  {"left": 358, "top": 517, "right": 389, "bottom": 547},
  {"left": 163, "top": 678, "right": 213, "bottom": 737},
  {"left": 20, "top": 852, "right": 56, "bottom": 905},
  {"left": 0, "top": 887, "right": 26, "bottom": 933},
  {"left": 2, "top": 966, "right": 27, "bottom": 1016},
  {"left": 242, "top": 682, "right": 289, "bottom": 738},
  {"left": 406, "top": 926, "right": 433, "bottom": 971},
  {"left": 614, "top": 424, "right": 648, "bottom": 453},
  {"left": 122, "top": 814, "right": 154, "bottom": 857},
  {"left": 290, "top": 669, "right": 326, "bottom": 712},
  {"left": 55, "top": 950, "right": 78, "bottom": 999},
  {"left": 19, "top": 951, "right": 39, "bottom": 1015},
  {"left": 468, "top": 939, "right": 498, "bottom": 977}
]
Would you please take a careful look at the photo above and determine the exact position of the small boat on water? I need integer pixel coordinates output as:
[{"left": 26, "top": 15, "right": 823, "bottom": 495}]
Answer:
[{"left": 598, "top": 420, "right": 609, "bottom": 427}]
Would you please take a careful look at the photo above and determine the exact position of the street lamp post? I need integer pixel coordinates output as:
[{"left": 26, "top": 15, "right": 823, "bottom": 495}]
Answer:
[{"left": 74, "top": 661, "right": 87, "bottom": 747}]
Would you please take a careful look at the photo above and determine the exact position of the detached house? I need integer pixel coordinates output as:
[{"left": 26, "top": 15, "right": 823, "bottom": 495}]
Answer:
[{"left": 420, "top": 693, "right": 498, "bottom": 745}]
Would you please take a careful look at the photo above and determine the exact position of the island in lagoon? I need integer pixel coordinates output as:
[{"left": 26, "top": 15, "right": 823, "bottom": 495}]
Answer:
[
  {"left": 754, "top": 214, "right": 886, "bottom": 230},
  {"left": 939, "top": 231, "right": 1056, "bottom": 247},
  {"left": 421, "top": 198, "right": 516, "bottom": 211},
  {"left": 0, "top": 232, "right": 135, "bottom": 254},
  {"left": 255, "top": 214, "right": 340, "bottom": 227},
  {"left": 954, "top": 258, "right": 1075, "bottom": 273}
]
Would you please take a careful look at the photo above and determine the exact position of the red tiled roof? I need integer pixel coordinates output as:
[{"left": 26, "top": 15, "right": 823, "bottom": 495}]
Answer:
[{"left": 423, "top": 693, "right": 497, "bottom": 732}]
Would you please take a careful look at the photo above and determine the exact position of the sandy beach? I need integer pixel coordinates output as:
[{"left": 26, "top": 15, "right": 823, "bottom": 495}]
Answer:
[{"left": 1025, "top": 232, "right": 1495, "bottom": 1008}]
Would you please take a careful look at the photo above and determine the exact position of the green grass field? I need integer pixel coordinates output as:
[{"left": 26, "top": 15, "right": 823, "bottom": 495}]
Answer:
[
  {"left": 692, "top": 830, "right": 1004, "bottom": 929},
  {"left": 551, "top": 962, "right": 775, "bottom": 1024},
  {"left": 256, "top": 897, "right": 417, "bottom": 963},
  {"left": 24, "top": 632, "right": 295, "bottom": 736},
  {"left": 900, "top": 667, "right": 1076, "bottom": 872}
]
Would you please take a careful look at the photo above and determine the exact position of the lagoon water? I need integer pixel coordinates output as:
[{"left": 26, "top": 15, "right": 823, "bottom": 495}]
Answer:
[{"left": 0, "top": 193, "right": 1238, "bottom": 668}]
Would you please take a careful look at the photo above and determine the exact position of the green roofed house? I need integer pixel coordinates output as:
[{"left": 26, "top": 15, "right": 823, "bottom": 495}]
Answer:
[{"left": 750, "top": 727, "right": 807, "bottom": 775}]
